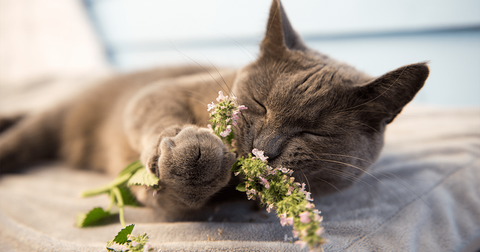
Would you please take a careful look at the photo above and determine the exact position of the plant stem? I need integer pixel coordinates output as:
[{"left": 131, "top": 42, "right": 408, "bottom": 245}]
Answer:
[
  {"left": 106, "top": 192, "right": 116, "bottom": 212},
  {"left": 112, "top": 187, "right": 125, "bottom": 228},
  {"left": 80, "top": 173, "right": 132, "bottom": 198}
]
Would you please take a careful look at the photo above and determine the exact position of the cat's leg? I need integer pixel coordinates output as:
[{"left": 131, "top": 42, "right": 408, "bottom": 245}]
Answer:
[
  {"left": 123, "top": 85, "right": 236, "bottom": 216},
  {"left": 0, "top": 109, "right": 62, "bottom": 173},
  {"left": 142, "top": 125, "right": 235, "bottom": 212}
]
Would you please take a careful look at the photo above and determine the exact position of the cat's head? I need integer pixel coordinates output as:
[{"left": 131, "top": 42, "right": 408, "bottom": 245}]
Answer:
[{"left": 232, "top": 0, "right": 429, "bottom": 195}]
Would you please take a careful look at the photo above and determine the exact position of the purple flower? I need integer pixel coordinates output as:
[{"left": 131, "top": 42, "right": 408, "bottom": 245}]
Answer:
[
  {"left": 305, "top": 192, "right": 313, "bottom": 201},
  {"left": 266, "top": 204, "right": 274, "bottom": 213},
  {"left": 220, "top": 125, "right": 232, "bottom": 137},
  {"left": 216, "top": 91, "right": 228, "bottom": 101},
  {"left": 305, "top": 202, "right": 314, "bottom": 209},
  {"left": 131, "top": 241, "right": 138, "bottom": 247},
  {"left": 207, "top": 102, "right": 216, "bottom": 111},
  {"left": 286, "top": 186, "right": 294, "bottom": 196},
  {"left": 315, "top": 227, "right": 324, "bottom": 236},
  {"left": 292, "top": 230, "right": 299, "bottom": 238},
  {"left": 238, "top": 105, "right": 248, "bottom": 110},
  {"left": 259, "top": 176, "right": 270, "bottom": 189},
  {"left": 299, "top": 211, "right": 311, "bottom": 224},
  {"left": 246, "top": 189, "right": 257, "bottom": 196},
  {"left": 299, "top": 182, "right": 306, "bottom": 194},
  {"left": 280, "top": 212, "right": 288, "bottom": 226},
  {"left": 314, "top": 214, "right": 323, "bottom": 222},
  {"left": 252, "top": 149, "right": 268, "bottom": 162},
  {"left": 286, "top": 217, "right": 294, "bottom": 226},
  {"left": 143, "top": 243, "right": 151, "bottom": 252},
  {"left": 279, "top": 213, "right": 293, "bottom": 226},
  {"left": 232, "top": 110, "right": 241, "bottom": 118}
]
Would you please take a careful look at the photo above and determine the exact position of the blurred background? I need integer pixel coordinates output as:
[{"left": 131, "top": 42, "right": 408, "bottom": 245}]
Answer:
[{"left": 1, "top": 0, "right": 479, "bottom": 107}]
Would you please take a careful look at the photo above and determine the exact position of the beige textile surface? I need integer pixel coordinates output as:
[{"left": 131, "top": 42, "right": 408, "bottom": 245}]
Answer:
[{"left": 0, "top": 99, "right": 479, "bottom": 251}]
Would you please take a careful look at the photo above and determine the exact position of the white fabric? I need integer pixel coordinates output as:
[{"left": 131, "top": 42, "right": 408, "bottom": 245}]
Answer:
[{"left": 0, "top": 103, "right": 479, "bottom": 252}]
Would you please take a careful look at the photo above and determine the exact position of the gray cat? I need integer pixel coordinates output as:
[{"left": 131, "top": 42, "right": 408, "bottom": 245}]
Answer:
[{"left": 0, "top": 0, "right": 428, "bottom": 219}]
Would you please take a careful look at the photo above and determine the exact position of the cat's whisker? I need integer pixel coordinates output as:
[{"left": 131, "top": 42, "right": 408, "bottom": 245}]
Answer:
[
  {"left": 315, "top": 158, "right": 438, "bottom": 223},
  {"left": 160, "top": 33, "right": 230, "bottom": 95},
  {"left": 175, "top": 51, "right": 230, "bottom": 95},
  {"left": 213, "top": 29, "right": 256, "bottom": 62},
  {"left": 178, "top": 89, "right": 209, "bottom": 106},
  {"left": 315, "top": 152, "right": 437, "bottom": 216},
  {"left": 357, "top": 122, "right": 383, "bottom": 136},
  {"left": 315, "top": 153, "right": 374, "bottom": 165},
  {"left": 311, "top": 158, "right": 411, "bottom": 210},
  {"left": 369, "top": 168, "right": 437, "bottom": 213},
  {"left": 316, "top": 167, "right": 401, "bottom": 216},
  {"left": 296, "top": 166, "right": 312, "bottom": 193},
  {"left": 315, "top": 168, "right": 366, "bottom": 186},
  {"left": 202, "top": 55, "right": 236, "bottom": 98},
  {"left": 316, "top": 168, "right": 414, "bottom": 228},
  {"left": 315, "top": 176, "right": 360, "bottom": 228}
]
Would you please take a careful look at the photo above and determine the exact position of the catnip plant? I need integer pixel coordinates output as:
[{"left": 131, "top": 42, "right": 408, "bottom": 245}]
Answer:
[
  {"left": 77, "top": 161, "right": 158, "bottom": 251},
  {"left": 209, "top": 91, "right": 325, "bottom": 251}
]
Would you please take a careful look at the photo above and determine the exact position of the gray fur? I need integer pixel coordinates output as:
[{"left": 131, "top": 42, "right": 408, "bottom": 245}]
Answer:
[{"left": 0, "top": 0, "right": 429, "bottom": 219}]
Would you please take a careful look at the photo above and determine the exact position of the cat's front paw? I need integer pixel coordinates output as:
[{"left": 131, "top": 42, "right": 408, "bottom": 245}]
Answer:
[{"left": 144, "top": 126, "right": 236, "bottom": 210}]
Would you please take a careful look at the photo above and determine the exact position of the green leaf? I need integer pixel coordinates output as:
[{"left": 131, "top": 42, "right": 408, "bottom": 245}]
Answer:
[
  {"left": 118, "top": 185, "right": 142, "bottom": 207},
  {"left": 81, "top": 161, "right": 143, "bottom": 198},
  {"left": 118, "top": 160, "right": 145, "bottom": 177},
  {"left": 113, "top": 224, "right": 135, "bottom": 245},
  {"left": 75, "top": 207, "right": 114, "bottom": 227},
  {"left": 128, "top": 168, "right": 159, "bottom": 187},
  {"left": 231, "top": 159, "right": 241, "bottom": 172},
  {"left": 236, "top": 182, "right": 246, "bottom": 192}
]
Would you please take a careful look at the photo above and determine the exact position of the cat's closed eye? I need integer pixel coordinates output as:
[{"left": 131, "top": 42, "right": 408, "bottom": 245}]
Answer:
[
  {"left": 251, "top": 97, "right": 267, "bottom": 113},
  {"left": 301, "top": 131, "right": 331, "bottom": 138}
]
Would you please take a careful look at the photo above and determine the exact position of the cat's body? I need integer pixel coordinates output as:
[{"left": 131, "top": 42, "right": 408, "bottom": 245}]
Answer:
[{"left": 0, "top": 0, "right": 428, "bottom": 220}]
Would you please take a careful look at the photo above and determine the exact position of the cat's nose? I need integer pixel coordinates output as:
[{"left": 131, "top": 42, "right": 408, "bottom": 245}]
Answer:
[{"left": 253, "top": 133, "right": 285, "bottom": 161}]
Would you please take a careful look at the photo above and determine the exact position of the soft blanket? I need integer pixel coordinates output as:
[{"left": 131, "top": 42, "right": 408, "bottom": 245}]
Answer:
[{"left": 0, "top": 95, "right": 479, "bottom": 251}]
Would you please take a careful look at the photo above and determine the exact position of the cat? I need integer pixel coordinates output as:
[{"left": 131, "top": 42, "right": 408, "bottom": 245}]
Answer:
[{"left": 0, "top": 0, "right": 429, "bottom": 220}]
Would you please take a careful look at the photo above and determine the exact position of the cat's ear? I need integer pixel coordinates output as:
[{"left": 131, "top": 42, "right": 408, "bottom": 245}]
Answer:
[
  {"left": 354, "top": 62, "right": 429, "bottom": 126},
  {"left": 260, "top": 0, "right": 307, "bottom": 58}
]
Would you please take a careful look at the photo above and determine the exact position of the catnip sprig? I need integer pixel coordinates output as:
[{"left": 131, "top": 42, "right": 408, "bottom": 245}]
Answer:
[
  {"left": 209, "top": 91, "right": 325, "bottom": 251},
  {"left": 77, "top": 161, "right": 159, "bottom": 228},
  {"left": 208, "top": 91, "right": 247, "bottom": 147},
  {"left": 78, "top": 163, "right": 158, "bottom": 251},
  {"left": 232, "top": 151, "right": 325, "bottom": 250},
  {"left": 106, "top": 224, "right": 154, "bottom": 252}
]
